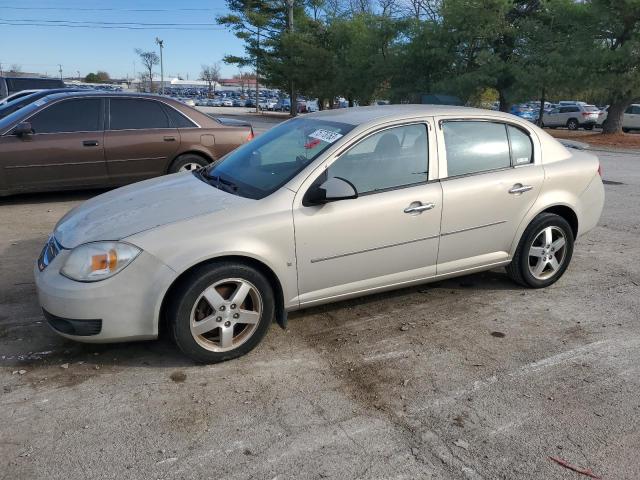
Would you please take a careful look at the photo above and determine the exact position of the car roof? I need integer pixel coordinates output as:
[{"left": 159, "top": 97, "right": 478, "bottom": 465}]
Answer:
[
  {"left": 306, "top": 104, "right": 520, "bottom": 125},
  {"left": 35, "top": 90, "right": 174, "bottom": 103}
]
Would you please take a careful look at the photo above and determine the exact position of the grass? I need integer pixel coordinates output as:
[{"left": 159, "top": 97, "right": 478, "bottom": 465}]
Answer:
[{"left": 545, "top": 128, "right": 640, "bottom": 149}]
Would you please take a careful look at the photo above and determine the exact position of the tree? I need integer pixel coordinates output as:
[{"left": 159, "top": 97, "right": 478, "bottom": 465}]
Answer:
[
  {"left": 9, "top": 64, "right": 21, "bottom": 73},
  {"left": 585, "top": 0, "right": 640, "bottom": 134},
  {"left": 200, "top": 63, "right": 221, "bottom": 97},
  {"left": 84, "top": 71, "right": 111, "bottom": 83},
  {"left": 135, "top": 48, "right": 159, "bottom": 92}
]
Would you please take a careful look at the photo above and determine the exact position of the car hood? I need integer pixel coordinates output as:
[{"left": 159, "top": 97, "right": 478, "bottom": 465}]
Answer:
[{"left": 54, "top": 173, "right": 250, "bottom": 248}]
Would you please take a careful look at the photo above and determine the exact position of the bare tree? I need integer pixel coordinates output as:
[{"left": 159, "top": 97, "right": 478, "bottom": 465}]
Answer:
[
  {"left": 135, "top": 48, "right": 159, "bottom": 92},
  {"left": 378, "top": 0, "right": 398, "bottom": 17},
  {"left": 200, "top": 63, "right": 221, "bottom": 97},
  {"left": 9, "top": 63, "right": 22, "bottom": 73},
  {"left": 402, "top": 0, "right": 440, "bottom": 20}
]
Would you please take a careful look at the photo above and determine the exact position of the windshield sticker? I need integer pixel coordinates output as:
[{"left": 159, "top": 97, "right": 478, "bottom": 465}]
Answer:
[
  {"left": 516, "top": 157, "right": 530, "bottom": 164},
  {"left": 304, "top": 138, "right": 321, "bottom": 149},
  {"left": 308, "top": 129, "right": 343, "bottom": 144}
]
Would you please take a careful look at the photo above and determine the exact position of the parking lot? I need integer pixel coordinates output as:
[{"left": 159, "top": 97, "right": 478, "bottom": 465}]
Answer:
[{"left": 1, "top": 121, "right": 639, "bottom": 480}]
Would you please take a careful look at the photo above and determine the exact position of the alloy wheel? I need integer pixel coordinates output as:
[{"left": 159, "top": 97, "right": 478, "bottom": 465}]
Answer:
[
  {"left": 179, "top": 162, "right": 202, "bottom": 172},
  {"left": 528, "top": 226, "right": 567, "bottom": 281},
  {"left": 189, "top": 278, "right": 263, "bottom": 352}
]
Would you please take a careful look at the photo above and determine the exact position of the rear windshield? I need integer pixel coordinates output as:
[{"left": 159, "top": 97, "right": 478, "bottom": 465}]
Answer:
[{"left": 584, "top": 105, "right": 599, "bottom": 112}]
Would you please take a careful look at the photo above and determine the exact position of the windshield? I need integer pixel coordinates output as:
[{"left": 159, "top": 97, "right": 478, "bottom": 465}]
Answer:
[
  {"left": 196, "top": 117, "right": 355, "bottom": 199},
  {"left": 0, "top": 91, "right": 46, "bottom": 120}
]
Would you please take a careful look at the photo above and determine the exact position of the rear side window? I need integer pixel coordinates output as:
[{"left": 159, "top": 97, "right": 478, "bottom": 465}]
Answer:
[
  {"left": 29, "top": 99, "right": 101, "bottom": 134},
  {"left": 163, "top": 104, "right": 197, "bottom": 128},
  {"left": 508, "top": 126, "right": 533, "bottom": 165},
  {"left": 584, "top": 105, "right": 599, "bottom": 112},
  {"left": 443, "top": 121, "right": 510, "bottom": 176},
  {"left": 109, "top": 98, "right": 170, "bottom": 130}
]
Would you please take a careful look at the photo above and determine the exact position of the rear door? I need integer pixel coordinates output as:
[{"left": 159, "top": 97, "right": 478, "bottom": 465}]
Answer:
[
  {"left": 0, "top": 97, "right": 106, "bottom": 192},
  {"left": 104, "top": 97, "right": 180, "bottom": 184},
  {"left": 624, "top": 105, "right": 640, "bottom": 129},
  {"left": 435, "top": 119, "right": 544, "bottom": 274}
]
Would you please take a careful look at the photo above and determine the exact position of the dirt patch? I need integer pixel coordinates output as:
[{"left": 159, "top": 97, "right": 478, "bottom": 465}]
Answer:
[
  {"left": 546, "top": 129, "right": 640, "bottom": 149},
  {"left": 170, "top": 370, "right": 187, "bottom": 383}
]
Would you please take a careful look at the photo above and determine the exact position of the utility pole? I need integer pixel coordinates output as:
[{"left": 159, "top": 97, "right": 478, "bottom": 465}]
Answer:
[
  {"left": 77, "top": 70, "right": 80, "bottom": 80},
  {"left": 256, "top": 26, "right": 260, "bottom": 113},
  {"left": 285, "top": 0, "right": 296, "bottom": 117},
  {"left": 156, "top": 37, "right": 165, "bottom": 95},
  {"left": 0, "top": 62, "right": 3, "bottom": 76},
  {"left": 57, "top": 64, "right": 63, "bottom": 80}
]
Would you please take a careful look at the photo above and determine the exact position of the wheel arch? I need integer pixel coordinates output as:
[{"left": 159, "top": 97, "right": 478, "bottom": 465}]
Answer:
[
  {"left": 510, "top": 202, "right": 579, "bottom": 257},
  {"left": 158, "top": 254, "right": 287, "bottom": 338}
]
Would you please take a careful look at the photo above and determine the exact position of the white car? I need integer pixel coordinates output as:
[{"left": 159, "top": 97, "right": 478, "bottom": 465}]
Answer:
[
  {"left": 182, "top": 98, "right": 196, "bottom": 107},
  {"left": 541, "top": 104, "right": 600, "bottom": 130},
  {"left": 222, "top": 99, "right": 233, "bottom": 107},
  {"left": 597, "top": 104, "right": 640, "bottom": 132},
  {"left": 35, "top": 105, "right": 604, "bottom": 363}
]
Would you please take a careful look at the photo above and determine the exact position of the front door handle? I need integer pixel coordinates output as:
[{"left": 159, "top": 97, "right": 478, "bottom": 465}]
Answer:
[
  {"left": 404, "top": 202, "right": 436, "bottom": 214},
  {"left": 509, "top": 184, "right": 533, "bottom": 194},
  {"left": 163, "top": 136, "right": 176, "bottom": 142},
  {"left": 82, "top": 140, "right": 99, "bottom": 147}
]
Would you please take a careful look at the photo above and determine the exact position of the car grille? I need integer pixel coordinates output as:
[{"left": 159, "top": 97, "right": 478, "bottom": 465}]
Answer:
[
  {"left": 38, "top": 235, "right": 62, "bottom": 271},
  {"left": 43, "top": 309, "right": 102, "bottom": 336}
]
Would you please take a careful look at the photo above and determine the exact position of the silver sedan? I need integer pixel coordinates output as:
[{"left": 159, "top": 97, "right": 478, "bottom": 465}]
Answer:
[{"left": 35, "top": 105, "right": 605, "bottom": 362}]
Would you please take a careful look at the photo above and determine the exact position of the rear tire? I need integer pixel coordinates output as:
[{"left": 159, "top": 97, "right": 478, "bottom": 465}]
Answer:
[
  {"left": 168, "top": 154, "right": 209, "bottom": 174},
  {"left": 167, "top": 262, "right": 275, "bottom": 363},
  {"left": 584, "top": 124, "right": 593, "bottom": 131},
  {"left": 567, "top": 119, "right": 579, "bottom": 130},
  {"left": 506, "top": 213, "right": 574, "bottom": 288}
]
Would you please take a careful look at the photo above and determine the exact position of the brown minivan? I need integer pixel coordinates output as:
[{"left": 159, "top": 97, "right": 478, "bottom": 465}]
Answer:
[{"left": 0, "top": 91, "right": 253, "bottom": 196}]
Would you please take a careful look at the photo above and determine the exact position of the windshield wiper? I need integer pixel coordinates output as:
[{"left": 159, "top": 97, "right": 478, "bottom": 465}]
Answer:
[{"left": 193, "top": 170, "right": 239, "bottom": 194}]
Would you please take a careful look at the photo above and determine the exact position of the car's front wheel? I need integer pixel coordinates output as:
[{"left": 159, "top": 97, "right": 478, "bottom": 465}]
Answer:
[
  {"left": 567, "top": 119, "right": 579, "bottom": 130},
  {"left": 168, "top": 262, "right": 274, "bottom": 363},
  {"left": 506, "top": 213, "right": 574, "bottom": 288}
]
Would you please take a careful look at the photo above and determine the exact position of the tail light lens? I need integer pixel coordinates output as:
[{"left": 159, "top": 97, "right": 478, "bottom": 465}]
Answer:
[{"left": 246, "top": 129, "right": 254, "bottom": 142}]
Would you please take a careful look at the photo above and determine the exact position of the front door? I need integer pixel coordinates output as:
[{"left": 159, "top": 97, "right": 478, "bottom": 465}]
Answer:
[
  {"left": 0, "top": 97, "right": 106, "bottom": 193},
  {"left": 104, "top": 97, "right": 179, "bottom": 184},
  {"left": 293, "top": 122, "right": 442, "bottom": 307},
  {"left": 436, "top": 119, "right": 544, "bottom": 274}
]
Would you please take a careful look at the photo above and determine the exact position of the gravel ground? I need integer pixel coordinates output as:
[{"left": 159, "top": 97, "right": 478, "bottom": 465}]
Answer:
[{"left": 1, "top": 140, "right": 639, "bottom": 479}]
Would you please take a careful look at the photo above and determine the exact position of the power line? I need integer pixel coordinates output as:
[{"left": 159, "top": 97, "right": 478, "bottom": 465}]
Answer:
[
  {"left": 1, "top": 18, "right": 220, "bottom": 26},
  {"left": 0, "top": 5, "right": 226, "bottom": 12},
  {"left": 0, "top": 21, "right": 227, "bottom": 31}
]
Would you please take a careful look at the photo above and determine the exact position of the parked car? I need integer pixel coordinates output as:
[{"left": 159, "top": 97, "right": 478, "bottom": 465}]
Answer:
[
  {"left": 0, "top": 76, "right": 65, "bottom": 99},
  {"left": 0, "top": 88, "right": 83, "bottom": 120},
  {"left": 0, "top": 92, "right": 253, "bottom": 196},
  {"left": 222, "top": 99, "right": 233, "bottom": 107},
  {"left": 511, "top": 105, "right": 538, "bottom": 122},
  {"left": 182, "top": 98, "right": 196, "bottom": 107},
  {"left": 541, "top": 104, "right": 600, "bottom": 130},
  {"left": 34, "top": 105, "right": 604, "bottom": 363},
  {"left": 596, "top": 104, "right": 640, "bottom": 132},
  {"left": 275, "top": 98, "right": 291, "bottom": 111},
  {"left": 0, "top": 89, "right": 42, "bottom": 106}
]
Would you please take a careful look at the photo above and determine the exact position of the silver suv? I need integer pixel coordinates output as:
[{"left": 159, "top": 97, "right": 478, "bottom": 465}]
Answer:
[{"left": 541, "top": 104, "right": 600, "bottom": 130}]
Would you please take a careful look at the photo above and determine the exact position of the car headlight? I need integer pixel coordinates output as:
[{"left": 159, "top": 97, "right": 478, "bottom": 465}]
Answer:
[{"left": 60, "top": 241, "right": 141, "bottom": 282}]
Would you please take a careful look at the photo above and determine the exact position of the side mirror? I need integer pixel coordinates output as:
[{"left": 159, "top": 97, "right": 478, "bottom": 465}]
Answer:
[
  {"left": 303, "top": 176, "right": 358, "bottom": 206},
  {"left": 13, "top": 122, "right": 33, "bottom": 137}
]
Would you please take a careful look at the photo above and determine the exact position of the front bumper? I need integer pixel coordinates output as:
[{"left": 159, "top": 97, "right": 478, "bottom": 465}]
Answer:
[{"left": 34, "top": 248, "right": 176, "bottom": 343}]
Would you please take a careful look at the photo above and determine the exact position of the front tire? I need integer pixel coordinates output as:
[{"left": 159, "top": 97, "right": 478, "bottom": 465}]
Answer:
[
  {"left": 506, "top": 213, "right": 574, "bottom": 288},
  {"left": 168, "top": 262, "right": 275, "bottom": 363}
]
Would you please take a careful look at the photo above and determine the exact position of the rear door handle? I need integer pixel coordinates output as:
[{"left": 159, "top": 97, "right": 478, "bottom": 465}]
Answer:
[
  {"left": 404, "top": 202, "right": 436, "bottom": 214},
  {"left": 82, "top": 140, "right": 99, "bottom": 147},
  {"left": 163, "top": 136, "right": 176, "bottom": 142},
  {"left": 509, "top": 184, "right": 533, "bottom": 194}
]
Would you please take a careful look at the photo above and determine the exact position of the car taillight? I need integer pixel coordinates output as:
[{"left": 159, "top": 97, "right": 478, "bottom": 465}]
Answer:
[
  {"left": 582, "top": 112, "right": 590, "bottom": 116},
  {"left": 246, "top": 129, "right": 254, "bottom": 142}
]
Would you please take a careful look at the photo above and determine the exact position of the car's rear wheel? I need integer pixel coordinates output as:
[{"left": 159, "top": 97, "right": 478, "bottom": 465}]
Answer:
[
  {"left": 506, "top": 213, "right": 574, "bottom": 288},
  {"left": 623, "top": 128, "right": 631, "bottom": 133},
  {"left": 584, "top": 124, "right": 594, "bottom": 130},
  {"left": 566, "top": 119, "right": 579, "bottom": 130},
  {"left": 168, "top": 154, "right": 210, "bottom": 174},
  {"left": 168, "top": 262, "right": 274, "bottom": 363}
]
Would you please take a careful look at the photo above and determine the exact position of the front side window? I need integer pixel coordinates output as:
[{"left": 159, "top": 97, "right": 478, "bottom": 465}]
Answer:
[
  {"left": 327, "top": 124, "right": 428, "bottom": 194},
  {"left": 29, "top": 99, "right": 101, "bottom": 134},
  {"left": 443, "top": 121, "right": 511, "bottom": 176},
  {"left": 199, "top": 118, "right": 355, "bottom": 199},
  {"left": 109, "top": 98, "right": 170, "bottom": 130}
]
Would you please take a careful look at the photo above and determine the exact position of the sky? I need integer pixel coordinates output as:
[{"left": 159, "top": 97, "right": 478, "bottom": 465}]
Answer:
[{"left": 0, "top": 0, "right": 247, "bottom": 80}]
